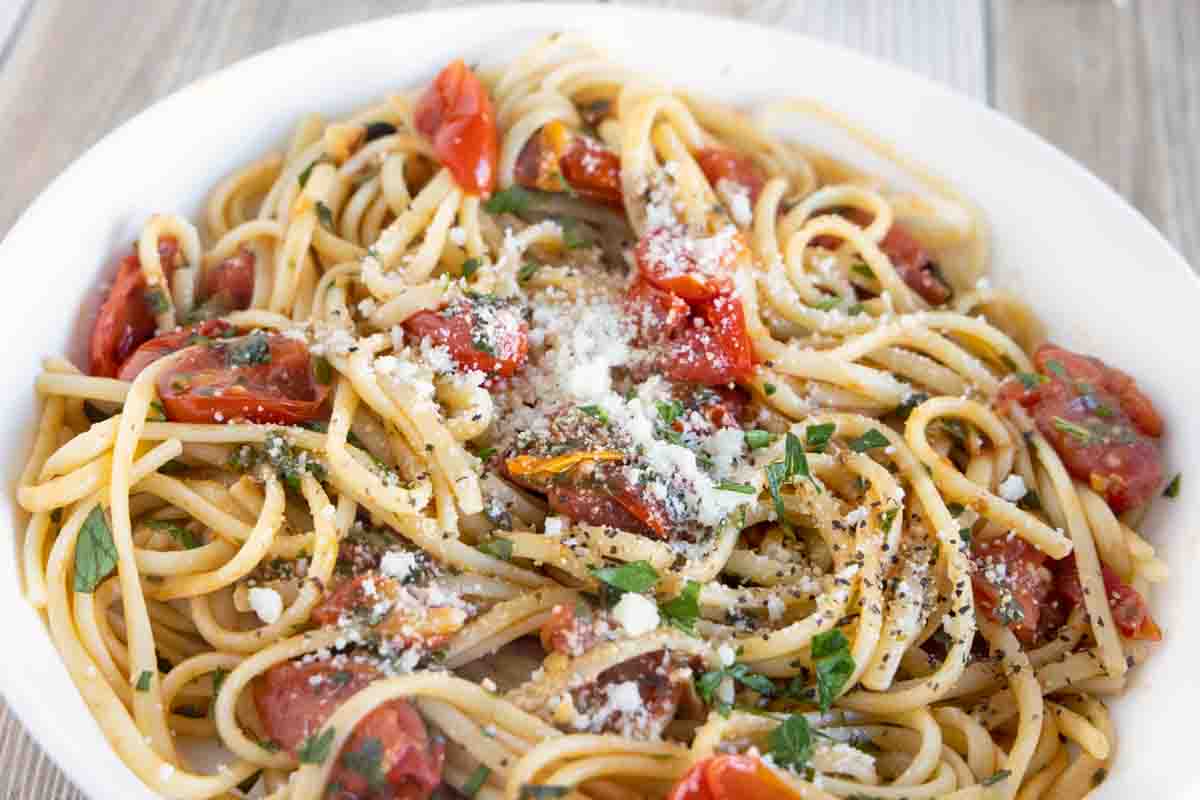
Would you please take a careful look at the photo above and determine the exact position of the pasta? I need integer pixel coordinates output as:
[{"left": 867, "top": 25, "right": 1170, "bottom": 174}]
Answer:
[{"left": 16, "top": 35, "right": 1172, "bottom": 800}]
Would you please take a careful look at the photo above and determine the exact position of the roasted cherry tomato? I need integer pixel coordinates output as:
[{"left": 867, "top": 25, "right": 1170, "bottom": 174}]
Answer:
[
  {"left": 1055, "top": 555, "right": 1161, "bottom": 641},
  {"left": 666, "top": 293, "right": 755, "bottom": 386},
  {"left": 89, "top": 238, "right": 181, "bottom": 377},
  {"left": 403, "top": 297, "right": 529, "bottom": 378},
  {"left": 156, "top": 333, "right": 330, "bottom": 424},
  {"left": 199, "top": 247, "right": 255, "bottom": 312},
  {"left": 514, "top": 121, "right": 624, "bottom": 207},
  {"left": 625, "top": 278, "right": 691, "bottom": 343},
  {"left": 999, "top": 344, "right": 1164, "bottom": 512},
  {"left": 255, "top": 660, "right": 444, "bottom": 800},
  {"left": 117, "top": 320, "right": 235, "bottom": 382},
  {"left": 668, "top": 755, "right": 802, "bottom": 800},
  {"left": 970, "top": 535, "right": 1054, "bottom": 643},
  {"left": 635, "top": 226, "right": 742, "bottom": 303},
  {"left": 816, "top": 209, "right": 950, "bottom": 305},
  {"left": 414, "top": 60, "right": 498, "bottom": 195},
  {"left": 694, "top": 147, "right": 766, "bottom": 204},
  {"left": 311, "top": 573, "right": 466, "bottom": 649}
]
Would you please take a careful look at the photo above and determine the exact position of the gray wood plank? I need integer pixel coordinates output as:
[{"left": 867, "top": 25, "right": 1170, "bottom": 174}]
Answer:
[
  {"left": 991, "top": 0, "right": 1199, "bottom": 272},
  {"left": 0, "top": 2, "right": 982, "bottom": 797}
]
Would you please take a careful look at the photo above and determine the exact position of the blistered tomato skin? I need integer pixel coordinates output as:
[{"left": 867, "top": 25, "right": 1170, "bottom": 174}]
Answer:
[
  {"left": 969, "top": 535, "right": 1053, "bottom": 643},
  {"left": 1001, "top": 344, "right": 1164, "bottom": 512},
  {"left": 116, "top": 320, "right": 235, "bottom": 382},
  {"left": 694, "top": 147, "right": 767, "bottom": 203},
  {"left": 402, "top": 298, "right": 529, "bottom": 378},
  {"left": 414, "top": 60, "right": 499, "bottom": 195},
  {"left": 667, "top": 755, "right": 803, "bottom": 800},
  {"left": 89, "top": 238, "right": 181, "bottom": 378}
]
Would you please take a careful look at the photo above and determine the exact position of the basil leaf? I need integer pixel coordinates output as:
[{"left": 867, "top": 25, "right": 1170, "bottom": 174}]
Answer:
[
  {"left": 297, "top": 727, "right": 335, "bottom": 764},
  {"left": 878, "top": 507, "right": 898, "bottom": 532},
  {"left": 135, "top": 670, "right": 152, "bottom": 692},
  {"left": 765, "top": 461, "right": 789, "bottom": 526},
  {"left": 74, "top": 506, "right": 117, "bottom": 593},
  {"left": 342, "top": 735, "right": 386, "bottom": 789},
  {"left": 1044, "top": 359, "right": 1067, "bottom": 378},
  {"left": 298, "top": 159, "right": 318, "bottom": 188},
  {"left": 744, "top": 429, "right": 772, "bottom": 450},
  {"left": 767, "top": 714, "right": 813, "bottom": 771},
  {"left": 1052, "top": 416, "right": 1092, "bottom": 444},
  {"left": 848, "top": 429, "right": 889, "bottom": 452},
  {"left": 591, "top": 561, "right": 658, "bottom": 594},
  {"left": 228, "top": 331, "right": 271, "bottom": 367},
  {"left": 715, "top": 480, "right": 756, "bottom": 494},
  {"left": 656, "top": 400, "right": 684, "bottom": 426},
  {"left": 811, "top": 629, "right": 855, "bottom": 712},
  {"left": 578, "top": 405, "right": 609, "bottom": 424},
  {"left": 850, "top": 260, "right": 875, "bottom": 280},
  {"left": 659, "top": 581, "right": 701, "bottom": 635},
  {"left": 484, "top": 186, "right": 533, "bottom": 216},
  {"left": 517, "top": 261, "right": 542, "bottom": 283},
  {"left": 1163, "top": 473, "right": 1181, "bottom": 499},
  {"left": 461, "top": 257, "right": 482, "bottom": 278},
  {"left": 805, "top": 422, "right": 836, "bottom": 453},
  {"left": 146, "top": 518, "right": 200, "bottom": 549},
  {"left": 1016, "top": 371, "right": 1047, "bottom": 390},
  {"left": 477, "top": 538, "right": 513, "bottom": 561},
  {"left": 763, "top": 382, "right": 777, "bottom": 396},
  {"left": 315, "top": 201, "right": 335, "bottom": 232},
  {"left": 728, "top": 663, "right": 776, "bottom": 696},
  {"left": 982, "top": 769, "right": 1012, "bottom": 787}
]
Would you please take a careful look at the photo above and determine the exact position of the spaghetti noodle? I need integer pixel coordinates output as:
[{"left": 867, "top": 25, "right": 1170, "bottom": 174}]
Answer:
[{"left": 17, "top": 35, "right": 1170, "bottom": 800}]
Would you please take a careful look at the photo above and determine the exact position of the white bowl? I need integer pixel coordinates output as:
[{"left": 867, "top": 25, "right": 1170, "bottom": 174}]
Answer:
[{"left": 2, "top": 4, "right": 1197, "bottom": 798}]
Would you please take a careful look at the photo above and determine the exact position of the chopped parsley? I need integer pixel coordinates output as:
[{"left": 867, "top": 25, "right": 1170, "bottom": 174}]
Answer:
[
  {"left": 341, "top": 736, "right": 386, "bottom": 790},
  {"left": 851, "top": 260, "right": 875, "bottom": 280},
  {"left": 578, "top": 404, "right": 609, "bottom": 424},
  {"left": 659, "top": 580, "right": 701, "bottom": 635},
  {"left": 1052, "top": 416, "right": 1093, "bottom": 444},
  {"left": 848, "top": 428, "right": 889, "bottom": 452},
  {"left": 696, "top": 663, "right": 776, "bottom": 715},
  {"left": 146, "top": 518, "right": 200, "bottom": 549},
  {"left": 483, "top": 186, "right": 533, "bottom": 216},
  {"left": 715, "top": 480, "right": 756, "bottom": 494},
  {"left": 461, "top": 257, "right": 482, "bottom": 279},
  {"left": 767, "top": 714, "right": 814, "bottom": 771},
  {"left": 1044, "top": 359, "right": 1067, "bottom": 378},
  {"left": 73, "top": 506, "right": 117, "bottom": 593},
  {"left": 765, "top": 432, "right": 818, "bottom": 527},
  {"left": 463, "top": 765, "right": 491, "bottom": 798},
  {"left": 744, "top": 429, "right": 773, "bottom": 450},
  {"left": 813, "top": 295, "right": 841, "bottom": 311},
  {"left": 227, "top": 331, "right": 271, "bottom": 367},
  {"left": 811, "top": 629, "right": 855, "bottom": 712},
  {"left": 656, "top": 400, "right": 684, "bottom": 426},
  {"left": 477, "top": 538, "right": 514, "bottom": 561},
  {"left": 1015, "top": 371, "right": 1047, "bottom": 390},
  {"left": 517, "top": 261, "right": 542, "bottom": 283},
  {"left": 805, "top": 422, "right": 836, "bottom": 453},
  {"left": 764, "top": 382, "right": 777, "bottom": 396},
  {"left": 296, "top": 727, "right": 335, "bottom": 764},
  {"left": 982, "top": 769, "right": 1012, "bottom": 787},
  {"left": 298, "top": 159, "right": 318, "bottom": 188},
  {"left": 1164, "top": 473, "right": 1181, "bottom": 498},
  {"left": 315, "top": 201, "right": 335, "bottom": 231},
  {"left": 144, "top": 287, "right": 170, "bottom": 315},
  {"left": 135, "top": 670, "right": 152, "bottom": 692},
  {"left": 878, "top": 507, "right": 899, "bottom": 532},
  {"left": 313, "top": 355, "right": 333, "bottom": 384},
  {"left": 591, "top": 561, "right": 658, "bottom": 595}
]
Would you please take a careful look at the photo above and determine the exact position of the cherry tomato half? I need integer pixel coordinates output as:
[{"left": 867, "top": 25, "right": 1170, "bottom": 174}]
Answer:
[
  {"left": 695, "top": 147, "right": 766, "bottom": 204},
  {"left": 668, "top": 755, "right": 802, "bottom": 800},
  {"left": 156, "top": 333, "right": 330, "bottom": 425},
  {"left": 403, "top": 298, "right": 529, "bottom": 378},
  {"left": 666, "top": 293, "right": 755, "bottom": 386},
  {"left": 414, "top": 60, "right": 499, "bottom": 195},
  {"left": 117, "top": 320, "right": 235, "bottom": 382},
  {"left": 89, "top": 238, "right": 181, "bottom": 377}
]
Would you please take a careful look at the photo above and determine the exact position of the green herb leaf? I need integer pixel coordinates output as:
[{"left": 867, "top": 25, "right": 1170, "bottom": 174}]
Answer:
[
  {"left": 297, "top": 727, "right": 335, "bottom": 764},
  {"left": 715, "top": 480, "right": 756, "bottom": 494},
  {"left": 363, "top": 121, "right": 397, "bottom": 142},
  {"left": 851, "top": 260, "right": 875, "bottom": 280},
  {"left": 982, "top": 769, "right": 1012, "bottom": 787},
  {"left": 805, "top": 422, "right": 836, "bottom": 453},
  {"left": 315, "top": 201, "right": 335, "bottom": 232},
  {"left": 656, "top": 400, "right": 684, "bottom": 426},
  {"left": 946, "top": 502, "right": 965, "bottom": 516},
  {"left": 811, "top": 629, "right": 855, "bottom": 712},
  {"left": 846, "top": 303, "right": 866, "bottom": 316},
  {"left": 147, "top": 400, "right": 167, "bottom": 421},
  {"left": 74, "top": 506, "right": 117, "bottom": 593},
  {"left": 342, "top": 736, "right": 386, "bottom": 789},
  {"left": 484, "top": 186, "right": 533, "bottom": 216},
  {"left": 848, "top": 429, "right": 889, "bottom": 453},
  {"left": 765, "top": 461, "right": 789, "bottom": 526},
  {"left": 135, "top": 670, "right": 152, "bottom": 691},
  {"left": 1016, "top": 372, "right": 1047, "bottom": 390},
  {"left": 813, "top": 295, "right": 840, "bottom": 311},
  {"left": 960, "top": 527, "right": 973, "bottom": 546},
  {"left": 878, "top": 507, "right": 898, "bottom": 532},
  {"left": 579, "top": 404, "right": 609, "bottom": 424},
  {"left": 744, "top": 429, "right": 772, "bottom": 450},
  {"left": 228, "top": 331, "right": 271, "bottom": 367},
  {"left": 763, "top": 382, "right": 777, "bottom": 396},
  {"left": 463, "top": 765, "right": 491, "bottom": 798},
  {"left": 767, "top": 714, "right": 814, "bottom": 771},
  {"left": 1164, "top": 473, "right": 1181, "bottom": 498},
  {"left": 785, "top": 432, "right": 818, "bottom": 491},
  {"left": 144, "top": 287, "right": 170, "bottom": 315},
  {"left": 1052, "top": 416, "right": 1092, "bottom": 444},
  {"left": 257, "top": 738, "right": 281, "bottom": 753},
  {"left": 212, "top": 667, "right": 229, "bottom": 695},
  {"left": 659, "top": 580, "right": 701, "bottom": 635},
  {"left": 461, "top": 257, "right": 482, "bottom": 279},
  {"left": 518, "top": 786, "right": 569, "bottom": 800},
  {"left": 1044, "top": 359, "right": 1067, "bottom": 378},
  {"left": 477, "top": 538, "right": 514, "bottom": 561},
  {"left": 591, "top": 561, "right": 658, "bottom": 594},
  {"left": 517, "top": 261, "right": 542, "bottom": 283},
  {"left": 560, "top": 219, "right": 591, "bottom": 250},
  {"left": 475, "top": 446, "right": 497, "bottom": 462},
  {"left": 298, "top": 160, "right": 317, "bottom": 188},
  {"left": 313, "top": 355, "right": 333, "bottom": 384},
  {"left": 146, "top": 518, "right": 200, "bottom": 549}
]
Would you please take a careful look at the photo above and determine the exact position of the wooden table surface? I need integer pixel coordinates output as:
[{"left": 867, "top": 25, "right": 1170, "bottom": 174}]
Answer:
[{"left": 0, "top": 0, "right": 1195, "bottom": 797}]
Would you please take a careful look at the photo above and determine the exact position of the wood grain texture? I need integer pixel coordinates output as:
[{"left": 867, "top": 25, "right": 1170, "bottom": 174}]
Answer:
[{"left": 2, "top": 1, "right": 1194, "bottom": 798}]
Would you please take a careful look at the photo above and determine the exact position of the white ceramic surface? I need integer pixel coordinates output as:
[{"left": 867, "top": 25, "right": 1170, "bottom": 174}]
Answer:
[{"left": 1, "top": 4, "right": 1196, "bottom": 798}]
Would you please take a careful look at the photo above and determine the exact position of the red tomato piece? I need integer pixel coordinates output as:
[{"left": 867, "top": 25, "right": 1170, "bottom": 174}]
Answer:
[
  {"left": 625, "top": 278, "right": 690, "bottom": 343},
  {"left": 635, "top": 227, "right": 739, "bottom": 303},
  {"left": 666, "top": 293, "right": 755, "bottom": 386},
  {"left": 402, "top": 298, "right": 529, "bottom": 378},
  {"left": 539, "top": 602, "right": 578, "bottom": 654},
  {"left": 570, "top": 652, "right": 689, "bottom": 738},
  {"left": 1003, "top": 344, "right": 1164, "bottom": 512},
  {"left": 815, "top": 209, "right": 950, "bottom": 305},
  {"left": 668, "top": 755, "right": 801, "bottom": 800},
  {"left": 116, "top": 320, "right": 235, "bottom": 382},
  {"left": 546, "top": 483, "right": 669, "bottom": 539},
  {"left": 1054, "top": 556, "right": 1161, "bottom": 641},
  {"left": 157, "top": 333, "right": 330, "bottom": 425},
  {"left": 89, "top": 238, "right": 181, "bottom": 377},
  {"left": 200, "top": 247, "right": 255, "bottom": 312},
  {"left": 694, "top": 148, "right": 766, "bottom": 204},
  {"left": 970, "top": 535, "right": 1054, "bottom": 643},
  {"left": 413, "top": 60, "right": 498, "bottom": 195},
  {"left": 254, "top": 660, "right": 444, "bottom": 800},
  {"left": 559, "top": 136, "right": 623, "bottom": 208}
]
